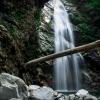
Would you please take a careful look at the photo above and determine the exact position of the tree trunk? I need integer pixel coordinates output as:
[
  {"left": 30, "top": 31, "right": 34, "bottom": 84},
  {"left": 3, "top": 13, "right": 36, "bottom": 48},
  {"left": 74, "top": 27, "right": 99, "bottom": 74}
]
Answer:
[{"left": 25, "top": 40, "right": 100, "bottom": 66}]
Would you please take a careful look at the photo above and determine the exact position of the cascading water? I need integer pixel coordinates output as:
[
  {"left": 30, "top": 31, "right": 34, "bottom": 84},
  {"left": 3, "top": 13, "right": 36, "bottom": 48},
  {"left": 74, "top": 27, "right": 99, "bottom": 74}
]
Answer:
[{"left": 54, "top": 0, "right": 82, "bottom": 91}]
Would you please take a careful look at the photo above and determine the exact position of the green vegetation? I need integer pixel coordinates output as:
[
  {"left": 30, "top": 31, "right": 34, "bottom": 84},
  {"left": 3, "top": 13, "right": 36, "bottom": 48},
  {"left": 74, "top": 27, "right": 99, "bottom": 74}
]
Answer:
[
  {"left": 34, "top": 8, "right": 42, "bottom": 31},
  {"left": 71, "top": 0, "right": 100, "bottom": 44}
]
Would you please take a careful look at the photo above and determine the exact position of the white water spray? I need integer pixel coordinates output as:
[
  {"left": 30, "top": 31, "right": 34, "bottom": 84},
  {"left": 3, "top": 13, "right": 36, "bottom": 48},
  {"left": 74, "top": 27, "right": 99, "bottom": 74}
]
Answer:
[{"left": 54, "top": 0, "right": 82, "bottom": 91}]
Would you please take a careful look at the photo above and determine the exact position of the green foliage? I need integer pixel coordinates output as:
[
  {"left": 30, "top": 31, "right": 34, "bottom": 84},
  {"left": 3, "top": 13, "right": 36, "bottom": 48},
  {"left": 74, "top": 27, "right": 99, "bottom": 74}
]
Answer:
[
  {"left": 72, "top": 0, "right": 100, "bottom": 44},
  {"left": 84, "top": 0, "right": 100, "bottom": 10}
]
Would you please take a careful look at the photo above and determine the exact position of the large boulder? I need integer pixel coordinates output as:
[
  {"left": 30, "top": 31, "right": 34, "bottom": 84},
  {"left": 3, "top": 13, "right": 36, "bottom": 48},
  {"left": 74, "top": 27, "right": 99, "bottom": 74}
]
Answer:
[
  {"left": 76, "top": 89, "right": 98, "bottom": 100},
  {"left": 76, "top": 89, "right": 89, "bottom": 98},
  {"left": 28, "top": 86, "right": 54, "bottom": 100},
  {"left": 0, "top": 73, "right": 28, "bottom": 100}
]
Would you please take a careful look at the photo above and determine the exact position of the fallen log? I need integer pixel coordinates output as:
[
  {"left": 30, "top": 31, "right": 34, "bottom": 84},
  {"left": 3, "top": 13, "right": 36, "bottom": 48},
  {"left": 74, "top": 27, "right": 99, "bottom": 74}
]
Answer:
[{"left": 25, "top": 40, "right": 100, "bottom": 66}]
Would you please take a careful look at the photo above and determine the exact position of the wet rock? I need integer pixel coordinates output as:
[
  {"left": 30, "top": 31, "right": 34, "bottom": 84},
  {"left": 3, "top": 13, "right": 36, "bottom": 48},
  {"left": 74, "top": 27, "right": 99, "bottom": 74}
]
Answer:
[{"left": 0, "top": 73, "right": 28, "bottom": 100}]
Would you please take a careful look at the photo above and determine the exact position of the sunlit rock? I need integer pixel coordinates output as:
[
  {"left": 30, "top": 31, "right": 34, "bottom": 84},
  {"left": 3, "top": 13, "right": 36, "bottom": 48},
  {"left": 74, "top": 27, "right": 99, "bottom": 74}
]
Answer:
[
  {"left": 76, "top": 89, "right": 89, "bottom": 97},
  {"left": 39, "top": 0, "right": 54, "bottom": 53},
  {"left": 28, "top": 86, "right": 54, "bottom": 100}
]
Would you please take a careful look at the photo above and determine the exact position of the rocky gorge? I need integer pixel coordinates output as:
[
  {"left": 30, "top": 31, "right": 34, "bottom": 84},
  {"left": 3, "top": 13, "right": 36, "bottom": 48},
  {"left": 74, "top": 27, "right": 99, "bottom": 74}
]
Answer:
[{"left": 0, "top": 0, "right": 100, "bottom": 97}]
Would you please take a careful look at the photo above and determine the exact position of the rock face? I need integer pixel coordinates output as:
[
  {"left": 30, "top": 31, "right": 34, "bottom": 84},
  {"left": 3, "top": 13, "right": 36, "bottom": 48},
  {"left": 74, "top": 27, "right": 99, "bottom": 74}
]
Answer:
[
  {"left": 83, "top": 48, "right": 100, "bottom": 90},
  {"left": 39, "top": 1, "right": 54, "bottom": 53},
  {"left": 0, "top": 73, "right": 28, "bottom": 100},
  {"left": 0, "top": 0, "right": 50, "bottom": 85}
]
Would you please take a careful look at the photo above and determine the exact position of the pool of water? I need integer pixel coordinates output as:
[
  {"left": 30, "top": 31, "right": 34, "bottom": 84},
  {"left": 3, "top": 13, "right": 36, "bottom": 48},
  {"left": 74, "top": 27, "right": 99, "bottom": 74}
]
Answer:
[{"left": 90, "top": 91, "right": 100, "bottom": 97}]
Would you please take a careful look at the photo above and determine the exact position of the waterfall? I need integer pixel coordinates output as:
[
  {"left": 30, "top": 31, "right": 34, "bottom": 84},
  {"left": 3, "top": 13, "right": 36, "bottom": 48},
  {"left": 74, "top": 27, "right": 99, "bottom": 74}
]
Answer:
[{"left": 54, "top": 0, "right": 82, "bottom": 91}]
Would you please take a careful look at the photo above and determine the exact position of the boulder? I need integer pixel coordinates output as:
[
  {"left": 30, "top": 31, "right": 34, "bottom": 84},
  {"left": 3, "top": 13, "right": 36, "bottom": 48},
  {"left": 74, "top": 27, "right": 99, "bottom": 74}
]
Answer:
[
  {"left": 28, "top": 86, "right": 54, "bottom": 100},
  {"left": 54, "top": 93, "right": 68, "bottom": 100},
  {"left": 84, "top": 95, "right": 98, "bottom": 100},
  {"left": 0, "top": 73, "right": 28, "bottom": 100},
  {"left": 28, "top": 85, "right": 40, "bottom": 96},
  {"left": 68, "top": 94, "right": 76, "bottom": 100},
  {"left": 76, "top": 89, "right": 89, "bottom": 98}
]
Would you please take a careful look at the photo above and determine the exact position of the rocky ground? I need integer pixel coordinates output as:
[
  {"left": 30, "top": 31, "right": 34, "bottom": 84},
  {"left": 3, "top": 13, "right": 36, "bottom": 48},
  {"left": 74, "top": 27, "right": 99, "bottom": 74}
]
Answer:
[
  {"left": 0, "top": 73, "right": 99, "bottom": 100},
  {"left": 0, "top": 0, "right": 100, "bottom": 92}
]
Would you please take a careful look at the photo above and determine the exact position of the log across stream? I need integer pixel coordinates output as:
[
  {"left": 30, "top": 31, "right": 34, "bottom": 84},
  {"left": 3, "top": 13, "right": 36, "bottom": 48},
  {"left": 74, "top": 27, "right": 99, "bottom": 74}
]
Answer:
[{"left": 25, "top": 40, "right": 100, "bottom": 67}]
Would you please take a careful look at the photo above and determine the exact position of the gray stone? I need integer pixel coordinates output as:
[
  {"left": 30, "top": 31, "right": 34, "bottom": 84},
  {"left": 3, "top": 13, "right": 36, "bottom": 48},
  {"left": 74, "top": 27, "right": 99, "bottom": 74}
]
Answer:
[
  {"left": 28, "top": 86, "right": 54, "bottom": 100},
  {"left": 84, "top": 95, "right": 98, "bottom": 100},
  {"left": 53, "top": 92, "right": 68, "bottom": 100},
  {"left": 68, "top": 94, "right": 76, "bottom": 100},
  {"left": 28, "top": 85, "right": 40, "bottom": 97},
  {"left": 0, "top": 73, "right": 28, "bottom": 100},
  {"left": 76, "top": 89, "right": 89, "bottom": 98}
]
